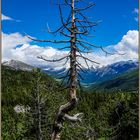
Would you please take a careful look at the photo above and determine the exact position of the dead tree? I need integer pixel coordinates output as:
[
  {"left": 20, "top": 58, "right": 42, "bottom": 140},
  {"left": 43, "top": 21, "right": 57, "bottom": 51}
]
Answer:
[
  {"left": 27, "top": 69, "right": 48, "bottom": 140},
  {"left": 27, "top": 0, "right": 118, "bottom": 139}
]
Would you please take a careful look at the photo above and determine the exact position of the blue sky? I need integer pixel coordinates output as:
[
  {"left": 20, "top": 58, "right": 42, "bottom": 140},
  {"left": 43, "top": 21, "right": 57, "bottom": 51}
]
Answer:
[
  {"left": 2, "top": 0, "right": 138, "bottom": 45},
  {"left": 2, "top": 0, "right": 139, "bottom": 68}
]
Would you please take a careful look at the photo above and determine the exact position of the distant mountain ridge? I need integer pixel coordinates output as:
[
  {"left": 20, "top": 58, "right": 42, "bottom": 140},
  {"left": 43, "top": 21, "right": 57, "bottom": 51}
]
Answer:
[
  {"left": 43, "top": 60, "right": 138, "bottom": 84},
  {"left": 2, "top": 59, "right": 138, "bottom": 85},
  {"left": 79, "top": 60, "right": 138, "bottom": 84},
  {"left": 2, "top": 60, "right": 34, "bottom": 71}
]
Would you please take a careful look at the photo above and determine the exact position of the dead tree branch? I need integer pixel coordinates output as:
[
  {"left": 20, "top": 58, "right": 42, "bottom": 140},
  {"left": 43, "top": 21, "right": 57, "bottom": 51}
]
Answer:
[
  {"left": 64, "top": 113, "right": 83, "bottom": 122},
  {"left": 26, "top": 35, "right": 70, "bottom": 43},
  {"left": 37, "top": 55, "right": 69, "bottom": 62},
  {"left": 75, "top": 3, "right": 95, "bottom": 12}
]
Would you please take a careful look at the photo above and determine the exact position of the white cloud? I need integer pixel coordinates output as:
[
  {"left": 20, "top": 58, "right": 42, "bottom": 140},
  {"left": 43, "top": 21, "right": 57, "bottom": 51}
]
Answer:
[
  {"left": 2, "top": 14, "right": 21, "bottom": 22},
  {"left": 2, "top": 14, "right": 13, "bottom": 21},
  {"left": 2, "top": 32, "right": 31, "bottom": 61},
  {"left": 2, "top": 32, "right": 69, "bottom": 68},
  {"left": 133, "top": 8, "right": 138, "bottom": 22},
  {"left": 134, "top": 17, "right": 138, "bottom": 22},
  {"left": 96, "top": 30, "right": 138, "bottom": 66},
  {"left": 2, "top": 30, "right": 138, "bottom": 69},
  {"left": 114, "top": 30, "right": 138, "bottom": 53},
  {"left": 133, "top": 8, "right": 138, "bottom": 14},
  {"left": 12, "top": 44, "right": 69, "bottom": 69}
]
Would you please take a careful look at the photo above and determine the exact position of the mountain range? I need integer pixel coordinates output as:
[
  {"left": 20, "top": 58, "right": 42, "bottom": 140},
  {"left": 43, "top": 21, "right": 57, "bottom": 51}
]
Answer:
[
  {"left": 80, "top": 60, "right": 138, "bottom": 84},
  {"left": 2, "top": 59, "right": 138, "bottom": 87},
  {"left": 42, "top": 60, "right": 138, "bottom": 85}
]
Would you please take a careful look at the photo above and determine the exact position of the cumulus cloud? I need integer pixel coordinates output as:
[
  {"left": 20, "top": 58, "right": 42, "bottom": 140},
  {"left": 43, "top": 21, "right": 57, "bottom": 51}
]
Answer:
[
  {"left": 114, "top": 30, "right": 138, "bottom": 53},
  {"left": 2, "top": 32, "right": 69, "bottom": 68},
  {"left": 2, "top": 32, "right": 31, "bottom": 61},
  {"left": 2, "top": 30, "right": 138, "bottom": 69},
  {"left": 96, "top": 30, "right": 138, "bottom": 66}
]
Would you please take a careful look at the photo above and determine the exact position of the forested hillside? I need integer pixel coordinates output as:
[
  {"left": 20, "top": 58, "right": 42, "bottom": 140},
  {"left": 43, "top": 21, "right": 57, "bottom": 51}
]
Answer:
[
  {"left": 2, "top": 66, "right": 138, "bottom": 140},
  {"left": 89, "top": 68, "right": 139, "bottom": 93}
]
